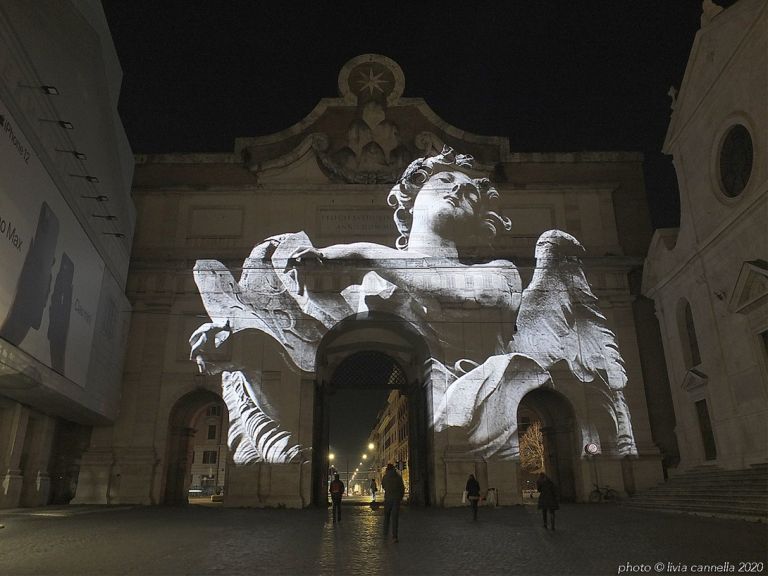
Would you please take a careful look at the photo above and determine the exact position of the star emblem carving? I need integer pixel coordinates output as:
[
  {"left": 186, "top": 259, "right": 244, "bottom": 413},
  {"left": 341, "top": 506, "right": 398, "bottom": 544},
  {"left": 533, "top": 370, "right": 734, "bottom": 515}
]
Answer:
[{"left": 356, "top": 68, "right": 387, "bottom": 95}]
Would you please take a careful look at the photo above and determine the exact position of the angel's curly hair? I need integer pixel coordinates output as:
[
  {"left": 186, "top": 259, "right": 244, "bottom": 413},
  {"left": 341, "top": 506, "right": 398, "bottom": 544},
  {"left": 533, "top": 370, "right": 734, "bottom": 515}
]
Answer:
[{"left": 386, "top": 146, "right": 512, "bottom": 250}]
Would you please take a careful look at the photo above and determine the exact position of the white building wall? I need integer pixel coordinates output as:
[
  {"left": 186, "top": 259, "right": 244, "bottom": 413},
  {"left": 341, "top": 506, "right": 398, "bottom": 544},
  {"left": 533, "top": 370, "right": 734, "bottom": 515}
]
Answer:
[{"left": 644, "top": 0, "right": 768, "bottom": 472}]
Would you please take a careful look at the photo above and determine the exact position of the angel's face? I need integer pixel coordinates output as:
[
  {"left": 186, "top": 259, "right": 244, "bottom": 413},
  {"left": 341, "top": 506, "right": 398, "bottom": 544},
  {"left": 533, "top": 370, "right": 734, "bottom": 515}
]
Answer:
[{"left": 412, "top": 170, "right": 481, "bottom": 240}]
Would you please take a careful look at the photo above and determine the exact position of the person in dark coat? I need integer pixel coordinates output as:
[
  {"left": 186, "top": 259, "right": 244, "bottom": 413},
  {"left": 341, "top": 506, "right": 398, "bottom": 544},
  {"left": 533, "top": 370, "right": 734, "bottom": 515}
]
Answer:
[
  {"left": 536, "top": 472, "right": 559, "bottom": 530},
  {"left": 329, "top": 473, "right": 344, "bottom": 523},
  {"left": 465, "top": 474, "right": 481, "bottom": 520},
  {"left": 381, "top": 463, "right": 405, "bottom": 542}
]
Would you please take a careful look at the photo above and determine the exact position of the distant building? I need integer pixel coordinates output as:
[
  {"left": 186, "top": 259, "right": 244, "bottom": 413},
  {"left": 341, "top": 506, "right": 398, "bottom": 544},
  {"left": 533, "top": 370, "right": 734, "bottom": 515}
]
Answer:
[
  {"left": 189, "top": 403, "right": 228, "bottom": 495},
  {"left": 643, "top": 0, "right": 767, "bottom": 472},
  {"left": 369, "top": 390, "right": 410, "bottom": 496}
]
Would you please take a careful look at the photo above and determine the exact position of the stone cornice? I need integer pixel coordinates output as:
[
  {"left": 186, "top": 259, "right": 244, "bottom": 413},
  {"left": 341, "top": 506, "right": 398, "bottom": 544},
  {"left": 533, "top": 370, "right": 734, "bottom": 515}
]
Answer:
[{"left": 503, "top": 151, "right": 643, "bottom": 163}]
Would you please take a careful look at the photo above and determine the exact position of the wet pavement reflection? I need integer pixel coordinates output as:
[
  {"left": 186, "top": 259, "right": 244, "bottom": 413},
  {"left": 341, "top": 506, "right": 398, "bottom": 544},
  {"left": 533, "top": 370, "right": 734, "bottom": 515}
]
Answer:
[{"left": 0, "top": 503, "right": 765, "bottom": 575}]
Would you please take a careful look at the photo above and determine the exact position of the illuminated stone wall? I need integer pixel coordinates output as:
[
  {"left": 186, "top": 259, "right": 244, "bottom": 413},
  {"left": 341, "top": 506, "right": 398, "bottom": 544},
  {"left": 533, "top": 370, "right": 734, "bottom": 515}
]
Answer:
[{"left": 76, "top": 55, "right": 666, "bottom": 507}]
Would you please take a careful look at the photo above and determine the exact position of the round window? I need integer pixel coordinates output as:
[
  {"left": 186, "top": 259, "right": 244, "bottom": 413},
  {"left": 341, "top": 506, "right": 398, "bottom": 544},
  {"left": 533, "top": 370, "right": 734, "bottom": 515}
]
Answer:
[{"left": 719, "top": 124, "right": 753, "bottom": 197}]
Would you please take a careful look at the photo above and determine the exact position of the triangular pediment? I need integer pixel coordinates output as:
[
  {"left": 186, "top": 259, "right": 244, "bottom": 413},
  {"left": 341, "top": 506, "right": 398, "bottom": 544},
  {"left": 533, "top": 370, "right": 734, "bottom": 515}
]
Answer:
[
  {"left": 235, "top": 54, "right": 508, "bottom": 184},
  {"left": 729, "top": 260, "right": 768, "bottom": 314}
]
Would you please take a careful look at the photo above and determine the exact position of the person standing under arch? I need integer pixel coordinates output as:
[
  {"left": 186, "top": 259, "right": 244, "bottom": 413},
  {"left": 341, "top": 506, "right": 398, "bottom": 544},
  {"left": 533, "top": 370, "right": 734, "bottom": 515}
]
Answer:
[
  {"left": 382, "top": 463, "right": 405, "bottom": 542},
  {"left": 465, "top": 474, "right": 481, "bottom": 521},
  {"left": 536, "top": 472, "right": 559, "bottom": 530}
]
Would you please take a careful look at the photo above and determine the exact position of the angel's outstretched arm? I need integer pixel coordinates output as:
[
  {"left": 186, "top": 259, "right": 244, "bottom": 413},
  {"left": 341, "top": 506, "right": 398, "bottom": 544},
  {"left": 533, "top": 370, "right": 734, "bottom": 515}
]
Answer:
[{"left": 191, "top": 234, "right": 327, "bottom": 372}]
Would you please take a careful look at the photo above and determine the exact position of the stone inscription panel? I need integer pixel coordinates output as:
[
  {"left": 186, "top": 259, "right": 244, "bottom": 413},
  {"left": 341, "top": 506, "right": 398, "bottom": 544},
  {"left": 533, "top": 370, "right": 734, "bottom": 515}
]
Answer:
[
  {"left": 318, "top": 208, "right": 393, "bottom": 237},
  {"left": 187, "top": 206, "right": 244, "bottom": 239}
]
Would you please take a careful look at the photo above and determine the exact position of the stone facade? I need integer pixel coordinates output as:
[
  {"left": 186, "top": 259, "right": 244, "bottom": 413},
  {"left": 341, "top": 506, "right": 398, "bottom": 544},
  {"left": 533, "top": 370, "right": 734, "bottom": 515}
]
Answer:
[
  {"left": 643, "top": 0, "right": 767, "bottom": 472},
  {"left": 72, "top": 54, "right": 668, "bottom": 508}
]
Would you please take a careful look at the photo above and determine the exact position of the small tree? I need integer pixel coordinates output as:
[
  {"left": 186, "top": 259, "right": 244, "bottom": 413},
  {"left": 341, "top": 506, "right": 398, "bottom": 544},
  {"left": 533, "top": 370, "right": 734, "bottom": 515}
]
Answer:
[{"left": 520, "top": 421, "right": 545, "bottom": 473}]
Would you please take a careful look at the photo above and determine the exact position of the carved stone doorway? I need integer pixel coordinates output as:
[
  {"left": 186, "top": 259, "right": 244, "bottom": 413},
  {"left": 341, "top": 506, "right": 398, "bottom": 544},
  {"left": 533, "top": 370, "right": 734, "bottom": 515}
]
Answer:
[
  {"left": 517, "top": 388, "right": 579, "bottom": 502},
  {"left": 312, "top": 312, "right": 432, "bottom": 507},
  {"left": 163, "top": 388, "right": 227, "bottom": 505}
]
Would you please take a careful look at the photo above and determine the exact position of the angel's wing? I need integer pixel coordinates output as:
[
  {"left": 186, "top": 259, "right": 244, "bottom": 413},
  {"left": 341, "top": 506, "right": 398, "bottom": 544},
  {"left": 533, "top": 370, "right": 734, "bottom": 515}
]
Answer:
[
  {"left": 510, "top": 230, "right": 627, "bottom": 390},
  {"left": 434, "top": 354, "right": 551, "bottom": 459}
]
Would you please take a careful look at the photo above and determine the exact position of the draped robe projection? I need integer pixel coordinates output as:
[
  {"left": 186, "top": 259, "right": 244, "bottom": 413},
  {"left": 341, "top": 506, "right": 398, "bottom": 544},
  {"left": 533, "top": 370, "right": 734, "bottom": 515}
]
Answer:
[{"left": 190, "top": 147, "right": 638, "bottom": 465}]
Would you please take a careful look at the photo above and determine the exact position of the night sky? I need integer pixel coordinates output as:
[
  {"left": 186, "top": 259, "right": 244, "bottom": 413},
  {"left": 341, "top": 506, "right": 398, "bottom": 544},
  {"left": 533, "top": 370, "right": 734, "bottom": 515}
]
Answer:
[{"left": 100, "top": 1, "right": 728, "bottom": 457}]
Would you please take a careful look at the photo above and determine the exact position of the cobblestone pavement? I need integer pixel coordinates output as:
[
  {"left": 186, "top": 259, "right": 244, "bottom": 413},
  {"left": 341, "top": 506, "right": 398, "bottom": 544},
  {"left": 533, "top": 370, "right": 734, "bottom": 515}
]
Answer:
[{"left": 0, "top": 503, "right": 766, "bottom": 576}]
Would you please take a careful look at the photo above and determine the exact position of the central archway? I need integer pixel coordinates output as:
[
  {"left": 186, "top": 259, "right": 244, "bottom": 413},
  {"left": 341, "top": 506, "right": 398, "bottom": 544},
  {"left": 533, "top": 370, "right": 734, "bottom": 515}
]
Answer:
[{"left": 312, "top": 312, "right": 432, "bottom": 506}]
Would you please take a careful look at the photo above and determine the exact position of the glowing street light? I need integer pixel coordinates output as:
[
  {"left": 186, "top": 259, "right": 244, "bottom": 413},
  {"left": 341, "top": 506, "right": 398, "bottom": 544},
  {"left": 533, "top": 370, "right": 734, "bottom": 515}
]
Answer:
[
  {"left": 368, "top": 443, "right": 375, "bottom": 451},
  {"left": 329, "top": 453, "right": 335, "bottom": 461},
  {"left": 362, "top": 454, "right": 368, "bottom": 460}
]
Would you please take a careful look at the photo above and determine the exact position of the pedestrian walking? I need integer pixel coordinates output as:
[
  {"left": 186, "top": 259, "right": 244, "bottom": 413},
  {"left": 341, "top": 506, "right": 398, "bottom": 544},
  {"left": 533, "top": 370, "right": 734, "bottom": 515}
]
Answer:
[
  {"left": 465, "top": 474, "right": 481, "bottom": 521},
  {"left": 329, "top": 473, "right": 344, "bottom": 523},
  {"left": 536, "top": 472, "right": 559, "bottom": 530},
  {"left": 381, "top": 463, "right": 405, "bottom": 543},
  {"left": 370, "top": 478, "right": 378, "bottom": 502}
]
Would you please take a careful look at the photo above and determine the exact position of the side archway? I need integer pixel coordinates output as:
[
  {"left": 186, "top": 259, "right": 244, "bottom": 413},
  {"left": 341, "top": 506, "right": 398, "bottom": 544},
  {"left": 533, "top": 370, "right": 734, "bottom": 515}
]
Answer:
[
  {"left": 163, "top": 388, "right": 227, "bottom": 505},
  {"left": 517, "top": 388, "right": 580, "bottom": 502}
]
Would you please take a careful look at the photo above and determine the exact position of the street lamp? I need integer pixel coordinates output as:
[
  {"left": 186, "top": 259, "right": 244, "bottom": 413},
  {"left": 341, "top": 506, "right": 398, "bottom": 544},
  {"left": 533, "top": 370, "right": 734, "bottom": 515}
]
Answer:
[
  {"left": 329, "top": 453, "right": 335, "bottom": 461},
  {"left": 368, "top": 443, "right": 375, "bottom": 451},
  {"left": 362, "top": 454, "right": 368, "bottom": 460}
]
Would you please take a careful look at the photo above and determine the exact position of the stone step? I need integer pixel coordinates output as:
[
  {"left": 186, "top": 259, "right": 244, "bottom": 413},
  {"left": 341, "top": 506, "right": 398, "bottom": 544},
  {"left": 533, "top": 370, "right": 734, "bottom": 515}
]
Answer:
[
  {"left": 643, "top": 486, "right": 768, "bottom": 495},
  {"left": 623, "top": 463, "right": 768, "bottom": 521},
  {"left": 640, "top": 494, "right": 768, "bottom": 504},
  {"left": 671, "top": 473, "right": 768, "bottom": 482},
  {"left": 655, "top": 488, "right": 768, "bottom": 496},
  {"left": 624, "top": 498, "right": 767, "bottom": 511},
  {"left": 623, "top": 501, "right": 767, "bottom": 518},
  {"left": 628, "top": 496, "right": 768, "bottom": 508},
  {"left": 637, "top": 485, "right": 768, "bottom": 496},
  {"left": 625, "top": 501, "right": 767, "bottom": 514},
  {"left": 669, "top": 470, "right": 768, "bottom": 481},
  {"left": 662, "top": 477, "right": 767, "bottom": 486}
]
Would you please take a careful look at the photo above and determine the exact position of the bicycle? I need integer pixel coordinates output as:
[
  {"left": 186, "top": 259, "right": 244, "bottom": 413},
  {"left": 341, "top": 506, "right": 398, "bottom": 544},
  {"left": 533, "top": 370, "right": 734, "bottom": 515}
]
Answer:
[{"left": 589, "top": 483, "right": 619, "bottom": 503}]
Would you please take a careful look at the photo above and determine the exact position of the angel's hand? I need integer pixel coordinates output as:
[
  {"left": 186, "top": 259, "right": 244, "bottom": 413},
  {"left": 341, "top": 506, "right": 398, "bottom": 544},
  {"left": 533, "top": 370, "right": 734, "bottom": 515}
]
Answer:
[
  {"left": 189, "top": 320, "right": 231, "bottom": 362},
  {"left": 287, "top": 246, "right": 324, "bottom": 266}
]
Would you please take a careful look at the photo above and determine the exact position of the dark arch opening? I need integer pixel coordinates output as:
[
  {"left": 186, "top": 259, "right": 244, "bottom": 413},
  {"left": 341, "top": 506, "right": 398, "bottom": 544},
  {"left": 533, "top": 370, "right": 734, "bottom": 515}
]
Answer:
[
  {"left": 333, "top": 350, "right": 409, "bottom": 389},
  {"left": 312, "top": 312, "right": 432, "bottom": 507}
]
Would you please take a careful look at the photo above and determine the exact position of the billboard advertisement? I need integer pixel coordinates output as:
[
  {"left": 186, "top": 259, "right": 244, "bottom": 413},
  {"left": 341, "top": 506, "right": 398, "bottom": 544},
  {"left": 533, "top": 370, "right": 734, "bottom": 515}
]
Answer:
[{"left": 0, "top": 98, "right": 104, "bottom": 388}]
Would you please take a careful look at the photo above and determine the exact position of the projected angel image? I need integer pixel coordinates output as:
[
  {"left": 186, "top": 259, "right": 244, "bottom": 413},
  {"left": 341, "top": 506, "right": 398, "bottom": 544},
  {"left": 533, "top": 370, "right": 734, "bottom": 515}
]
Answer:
[{"left": 190, "top": 146, "right": 637, "bottom": 464}]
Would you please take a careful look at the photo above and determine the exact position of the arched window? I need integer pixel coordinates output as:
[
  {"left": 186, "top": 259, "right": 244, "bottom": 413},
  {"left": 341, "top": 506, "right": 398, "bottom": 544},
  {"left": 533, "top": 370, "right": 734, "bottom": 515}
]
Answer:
[{"left": 678, "top": 300, "right": 702, "bottom": 368}]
